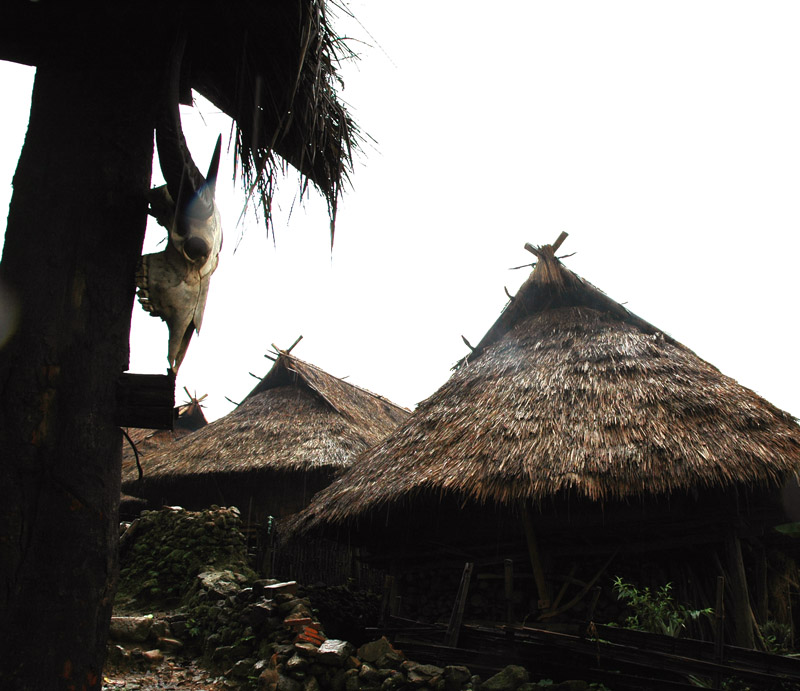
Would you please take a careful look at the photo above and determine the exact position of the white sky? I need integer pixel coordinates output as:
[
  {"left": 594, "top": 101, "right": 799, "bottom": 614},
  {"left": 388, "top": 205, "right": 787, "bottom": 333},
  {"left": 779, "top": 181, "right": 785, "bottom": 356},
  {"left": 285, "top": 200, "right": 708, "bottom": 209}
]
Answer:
[{"left": 2, "top": 1, "right": 799, "bottom": 422}]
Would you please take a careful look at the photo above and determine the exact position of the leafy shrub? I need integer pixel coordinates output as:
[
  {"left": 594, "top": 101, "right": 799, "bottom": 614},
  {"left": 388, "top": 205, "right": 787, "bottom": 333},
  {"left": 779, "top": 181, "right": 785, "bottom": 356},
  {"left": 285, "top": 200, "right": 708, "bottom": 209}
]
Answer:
[{"left": 612, "top": 576, "right": 712, "bottom": 637}]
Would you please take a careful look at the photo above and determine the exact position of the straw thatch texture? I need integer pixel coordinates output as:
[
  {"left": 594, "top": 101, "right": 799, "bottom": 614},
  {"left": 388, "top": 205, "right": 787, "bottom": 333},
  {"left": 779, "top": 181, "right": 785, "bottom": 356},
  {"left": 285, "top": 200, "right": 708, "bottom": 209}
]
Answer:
[
  {"left": 122, "top": 352, "right": 409, "bottom": 484},
  {"left": 290, "top": 245, "right": 800, "bottom": 535}
]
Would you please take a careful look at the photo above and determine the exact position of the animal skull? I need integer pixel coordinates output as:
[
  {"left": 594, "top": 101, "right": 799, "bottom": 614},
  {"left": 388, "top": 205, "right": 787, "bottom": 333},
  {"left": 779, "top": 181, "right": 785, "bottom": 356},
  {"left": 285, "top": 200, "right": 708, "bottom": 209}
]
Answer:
[
  {"left": 136, "top": 39, "right": 223, "bottom": 373},
  {"left": 136, "top": 145, "right": 223, "bottom": 372}
]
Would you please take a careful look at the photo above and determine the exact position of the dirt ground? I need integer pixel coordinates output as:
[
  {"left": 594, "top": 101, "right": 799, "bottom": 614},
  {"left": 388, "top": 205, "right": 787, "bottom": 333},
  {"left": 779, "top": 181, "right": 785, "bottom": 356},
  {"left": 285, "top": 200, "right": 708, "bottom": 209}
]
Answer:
[{"left": 102, "top": 655, "right": 235, "bottom": 691}]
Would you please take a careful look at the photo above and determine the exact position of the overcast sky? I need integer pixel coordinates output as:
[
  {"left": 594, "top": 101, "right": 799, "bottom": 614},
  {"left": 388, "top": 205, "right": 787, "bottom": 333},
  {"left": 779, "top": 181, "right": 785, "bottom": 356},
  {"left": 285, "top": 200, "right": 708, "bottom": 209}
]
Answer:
[{"left": 2, "top": 1, "right": 799, "bottom": 422}]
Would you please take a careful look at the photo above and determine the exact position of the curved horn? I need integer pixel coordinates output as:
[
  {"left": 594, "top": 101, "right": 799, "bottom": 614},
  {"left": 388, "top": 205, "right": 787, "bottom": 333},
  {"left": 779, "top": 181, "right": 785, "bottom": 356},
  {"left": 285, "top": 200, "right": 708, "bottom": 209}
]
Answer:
[
  {"left": 156, "top": 32, "right": 216, "bottom": 220},
  {"left": 205, "top": 135, "right": 221, "bottom": 200}
]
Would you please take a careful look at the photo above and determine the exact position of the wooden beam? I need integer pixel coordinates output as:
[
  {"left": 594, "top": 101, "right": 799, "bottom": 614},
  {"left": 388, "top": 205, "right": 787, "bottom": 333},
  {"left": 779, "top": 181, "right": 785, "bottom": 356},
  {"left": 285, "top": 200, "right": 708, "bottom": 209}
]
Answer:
[{"left": 552, "top": 231, "right": 569, "bottom": 252}]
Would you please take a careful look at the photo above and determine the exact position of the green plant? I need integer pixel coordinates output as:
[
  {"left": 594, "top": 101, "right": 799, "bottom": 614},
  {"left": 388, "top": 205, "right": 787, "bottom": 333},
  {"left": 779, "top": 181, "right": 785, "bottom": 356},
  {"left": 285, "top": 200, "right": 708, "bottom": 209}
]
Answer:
[
  {"left": 612, "top": 576, "right": 713, "bottom": 638},
  {"left": 761, "top": 619, "right": 793, "bottom": 654}
]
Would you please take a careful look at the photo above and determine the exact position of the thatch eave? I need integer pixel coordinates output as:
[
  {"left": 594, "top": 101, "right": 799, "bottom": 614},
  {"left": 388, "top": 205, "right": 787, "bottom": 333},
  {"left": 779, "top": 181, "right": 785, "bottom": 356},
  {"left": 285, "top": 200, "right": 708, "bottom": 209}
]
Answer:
[{"left": 0, "top": 0, "right": 359, "bottom": 224}]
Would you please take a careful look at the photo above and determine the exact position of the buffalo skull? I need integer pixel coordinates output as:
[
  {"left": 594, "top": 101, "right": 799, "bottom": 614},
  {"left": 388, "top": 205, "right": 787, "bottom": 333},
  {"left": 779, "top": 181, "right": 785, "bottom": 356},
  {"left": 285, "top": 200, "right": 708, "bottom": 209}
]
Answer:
[{"left": 136, "top": 46, "right": 223, "bottom": 374}]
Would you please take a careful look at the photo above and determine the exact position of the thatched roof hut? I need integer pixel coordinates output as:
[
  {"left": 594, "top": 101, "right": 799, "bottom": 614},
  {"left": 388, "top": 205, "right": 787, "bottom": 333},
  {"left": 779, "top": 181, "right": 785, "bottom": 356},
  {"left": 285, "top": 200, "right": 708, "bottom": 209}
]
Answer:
[
  {"left": 122, "top": 350, "right": 409, "bottom": 521},
  {"left": 289, "top": 236, "right": 800, "bottom": 644}
]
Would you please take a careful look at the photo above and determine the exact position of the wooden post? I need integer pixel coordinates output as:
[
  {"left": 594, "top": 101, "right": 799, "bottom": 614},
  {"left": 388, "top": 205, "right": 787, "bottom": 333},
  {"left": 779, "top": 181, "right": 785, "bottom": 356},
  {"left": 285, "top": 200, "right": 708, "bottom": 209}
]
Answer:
[
  {"left": 727, "top": 534, "right": 755, "bottom": 648},
  {"left": 380, "top": 573, "right": 394, "bottom": 625},
  {"left": 445, "top": 562, "right": 473, "bottom": 647},
  {"left": 521, "top": 506, "right": 551, "bottom": 610},
  {"left": 504, "top": 559, "right": 515, "bottom": 626},
  {"left": 713, "top": 576, "right": 725, "bottom": 690}
]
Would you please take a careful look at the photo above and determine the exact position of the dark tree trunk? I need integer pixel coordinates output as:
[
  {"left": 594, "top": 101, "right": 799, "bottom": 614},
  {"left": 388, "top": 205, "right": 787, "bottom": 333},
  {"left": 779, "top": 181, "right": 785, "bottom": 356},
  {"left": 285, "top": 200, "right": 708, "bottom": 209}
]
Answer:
[{"left": 0, "top": 39, "right": 162, "bottom": 688}]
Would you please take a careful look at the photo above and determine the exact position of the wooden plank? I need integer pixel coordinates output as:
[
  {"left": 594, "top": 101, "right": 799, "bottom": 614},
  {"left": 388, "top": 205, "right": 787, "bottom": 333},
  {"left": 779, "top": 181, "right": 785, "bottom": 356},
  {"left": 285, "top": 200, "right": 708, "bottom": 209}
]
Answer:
[{"left": 116, "top": 371, "right": 175, "bottom": 429}]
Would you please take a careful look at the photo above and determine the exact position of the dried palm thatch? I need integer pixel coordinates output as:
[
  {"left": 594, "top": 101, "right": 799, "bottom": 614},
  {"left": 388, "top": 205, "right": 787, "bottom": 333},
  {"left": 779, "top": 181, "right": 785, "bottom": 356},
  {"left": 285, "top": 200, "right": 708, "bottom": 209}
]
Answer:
[
  {"left": 0, "top": 0, "right": 359, "bottom": 228},
  {"left": 290, "top": 241, "right": 800, "bottom": 536},
  {"left": 121, "top": 351, "right": 408, "bottom": 489}
]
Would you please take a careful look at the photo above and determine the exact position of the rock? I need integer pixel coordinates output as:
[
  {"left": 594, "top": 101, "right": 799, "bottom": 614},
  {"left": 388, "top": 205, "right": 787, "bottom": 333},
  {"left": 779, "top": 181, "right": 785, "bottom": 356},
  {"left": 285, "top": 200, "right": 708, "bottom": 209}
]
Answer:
[
  {"left": 317, "top": 639, "right": 355, "bottom": 667},
  {"left": 404, "top": 661, "right": 445, "bottom": 683},
  {"left": 244, "top": 601, "right": 278, "bottom": 627},
  {"left": 357, "top": 637, "right": 401, "bottom": 664},
  {"left": 284, "top": 615, "right": 314, "bottom": 632},
  {"left": 156, "top": 636, "right": 183, "bottom": 651},
  {"left": 253, "top": 659, "right": 271, "bottom": 675},
  {"left": 303, "top": 675, "right": 321, "bottom": 691},
  {"left": 141, "top": 649, "right": 164, "bottom": 664},
  {"left": 294, "top": 641, "right": 320, "bottom": 657},
  {"left": 230, "top": 658, "right": 258, "bottom": 678},
  {"left": 106, "top": 644, "right": 129, "bottom": 665},
  {"left": 259, "top": 667, "right": 280, "bottom": 691},
  {"left": 109, "top": 615, "right": 154, "bottom": 643},
  {"left": 343, "top": 668, "right": 361, "bottom": 691},
  {"left": 264, "top": 581, "right": 299, "bottom": 596},
  {"left": 287, "top": 653, "right": 309, "bottom": 675},
  {"left": 197, "top": 570, "right": 242, "bottom": 600},
  {"left": 329, "top": 668, "right": 348, "bottom": 691},
  {"left": 481, "top": 665, "right": 529, "bottom": 691},
  {"left": 277, "top": 673, "right": 303, "bottom": 691},
  {"left": 549, "top": 683, "right": 589, "bottom": 691},
  {"left": 359, "top": 662, "right": 384, "bottom": 686},
  {"left": 381, "top": 670, "right": 406, "bottom": 691},
  {"left": 444, "top": 665, "right": 472, "bottom": 691}
]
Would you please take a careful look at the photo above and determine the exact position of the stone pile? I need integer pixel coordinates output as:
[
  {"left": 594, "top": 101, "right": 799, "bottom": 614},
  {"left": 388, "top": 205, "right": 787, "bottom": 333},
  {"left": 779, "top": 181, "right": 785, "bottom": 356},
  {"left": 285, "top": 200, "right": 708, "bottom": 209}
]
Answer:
[
  {"left": 117, "top": 505, "right": 253, "bottom": 608},
  {"left": 111, "top": 506, "right": 597, "bottom": 690},
  {"left": 111, "top": 569, "right": 591, "bottom": 690}
]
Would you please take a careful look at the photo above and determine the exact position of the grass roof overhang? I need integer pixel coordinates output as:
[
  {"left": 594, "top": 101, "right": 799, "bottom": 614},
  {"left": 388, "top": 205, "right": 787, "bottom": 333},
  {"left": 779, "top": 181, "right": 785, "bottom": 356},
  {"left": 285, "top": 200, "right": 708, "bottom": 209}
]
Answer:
[
  {"left": 288, "top": 243, "right": 800, "bottom": 539},
  {"left": 0, "top": 0, "right": 358, "bottom": 224}
]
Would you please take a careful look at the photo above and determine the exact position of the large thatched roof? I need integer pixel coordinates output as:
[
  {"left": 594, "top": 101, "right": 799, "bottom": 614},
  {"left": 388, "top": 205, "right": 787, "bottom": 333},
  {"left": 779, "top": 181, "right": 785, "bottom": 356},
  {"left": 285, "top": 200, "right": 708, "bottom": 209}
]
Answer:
[
  {"left": 0, "top": 1, "right": 358, "bottom": 223},
  {"left": 121, "top": 351, "right": 409, "bottom": 488},
  {"left": 291, "top": 239, "right": 800, "bottom": 535}
]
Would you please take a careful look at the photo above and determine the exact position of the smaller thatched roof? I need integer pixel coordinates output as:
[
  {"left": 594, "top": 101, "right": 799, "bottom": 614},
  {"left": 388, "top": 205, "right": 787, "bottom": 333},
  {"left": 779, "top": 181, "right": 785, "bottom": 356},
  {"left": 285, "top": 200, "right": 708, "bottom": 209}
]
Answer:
[
  {"left": 290, "top": 238, "right": 800, "bottom": 536},
  {"left": 121, "top": 351, "right": 409, "bottom": 488},
  {"left": 122, "top": 395, "right": 208, "bottom": 484}
]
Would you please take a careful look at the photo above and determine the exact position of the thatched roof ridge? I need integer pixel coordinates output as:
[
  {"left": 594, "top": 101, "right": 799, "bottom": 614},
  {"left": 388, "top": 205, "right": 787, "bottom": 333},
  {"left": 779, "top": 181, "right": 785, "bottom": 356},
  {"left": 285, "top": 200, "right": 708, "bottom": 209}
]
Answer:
[
  {"left": 121, "top": 353, "right": 409, "bottom": 487},
  {"left": 249, "top": 351, "right": 410, "bottom": 438},
  {"left": 290, "top": 243, "right": 800, "bottom": 534},
  {"left": 465, "top": 241, "right": 674, "bottom": 364}
]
